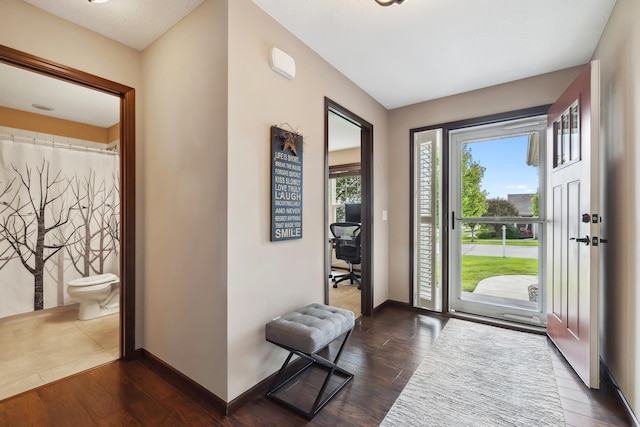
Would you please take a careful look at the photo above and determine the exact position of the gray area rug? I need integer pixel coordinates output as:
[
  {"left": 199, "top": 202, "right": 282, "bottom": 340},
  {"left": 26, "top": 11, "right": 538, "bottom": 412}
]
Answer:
[{"left": 381, "top": 319, "right": 565, "bottom": 426}]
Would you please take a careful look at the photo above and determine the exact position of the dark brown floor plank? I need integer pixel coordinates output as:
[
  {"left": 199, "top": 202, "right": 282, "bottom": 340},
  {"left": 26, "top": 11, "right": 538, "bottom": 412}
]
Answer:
[
  {"left": 0, "top": 306, "right": 632, "bottom": 426},
  {"left": 86, "top": 362, "right": 184, "bottom": 427},
  {"left": 119, "top": 360, "right": 223, "bottom": 426},
  {"left": 561, "top": 397, "right": 629, "bottom": 426},
  {"left": 37, "top": 381, "right": 98, "bottom": 427},
  {"left": 558, "top": 384, "right": 593, "bottom": 403},
  {"left": 0, "top": 391, "right": 50, "bottom": 427},
  {"left": 557, "top": 374, "right": 594, "bottom": 391},
  {"left": 95, "top": 410, "right": 141, "bottom": 427},
  {"left": 134, "top": 354, "right": 226, "bottom": 418},
  {"left": 65, "top": 366, "right": 126, "bottom": 421},
  {"left": 564, "top": 409, "right": 625, "bottom": 427}
]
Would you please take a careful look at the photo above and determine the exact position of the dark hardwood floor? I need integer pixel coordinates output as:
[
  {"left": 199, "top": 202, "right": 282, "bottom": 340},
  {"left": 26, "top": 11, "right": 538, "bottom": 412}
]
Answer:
[{"left": 0, "top": 306, "right": 631, "bottom": 426}]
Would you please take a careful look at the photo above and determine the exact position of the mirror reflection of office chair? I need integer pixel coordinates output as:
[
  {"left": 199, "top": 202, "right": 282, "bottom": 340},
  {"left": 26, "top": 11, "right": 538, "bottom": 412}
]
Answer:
[{"left": 330, "top": 222, "right": 361, "bottom": 290}]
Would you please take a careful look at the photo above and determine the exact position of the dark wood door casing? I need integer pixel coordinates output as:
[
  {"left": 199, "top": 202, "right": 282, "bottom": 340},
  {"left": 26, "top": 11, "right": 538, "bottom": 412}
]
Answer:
[
  {"left": 0, "top": 44, "right": 136, "bottom": 359},
  {"left": 324, "top": 97, "right": 374, "bottom": 316}
]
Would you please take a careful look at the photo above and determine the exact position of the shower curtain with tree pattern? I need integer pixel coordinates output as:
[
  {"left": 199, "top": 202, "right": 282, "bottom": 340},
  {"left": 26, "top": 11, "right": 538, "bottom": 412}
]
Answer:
[{"left": 0, "top": 132, "right": 119, "bottom": 318}]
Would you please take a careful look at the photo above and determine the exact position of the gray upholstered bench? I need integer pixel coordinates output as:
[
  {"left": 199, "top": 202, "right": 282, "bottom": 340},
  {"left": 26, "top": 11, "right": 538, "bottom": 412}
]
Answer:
[{"left": 265, "top": 303, "right": 355, "bottom": 419}]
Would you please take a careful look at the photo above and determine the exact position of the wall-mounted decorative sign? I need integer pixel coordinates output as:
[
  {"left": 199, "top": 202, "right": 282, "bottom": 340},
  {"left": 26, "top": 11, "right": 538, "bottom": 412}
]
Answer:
[{"left": 271, "top": 126, "right": 303, "bottom": 241}]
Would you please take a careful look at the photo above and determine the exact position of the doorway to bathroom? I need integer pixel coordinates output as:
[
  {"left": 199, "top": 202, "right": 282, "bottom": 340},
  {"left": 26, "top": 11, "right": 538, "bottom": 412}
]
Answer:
[{"left": 0, "top": 45, "right": 135, "bottom": 400}]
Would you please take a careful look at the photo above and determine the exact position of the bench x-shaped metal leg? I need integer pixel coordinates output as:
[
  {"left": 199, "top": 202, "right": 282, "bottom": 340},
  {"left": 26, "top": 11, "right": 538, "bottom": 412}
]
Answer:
[{"left": 266, "top": 329, "right": 354, "bottom": 419}]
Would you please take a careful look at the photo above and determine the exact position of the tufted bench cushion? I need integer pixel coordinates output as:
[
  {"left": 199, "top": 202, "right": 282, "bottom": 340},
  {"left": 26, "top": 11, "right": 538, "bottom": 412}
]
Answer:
[{"left": 265, "top": 303, "right": 355, "bottom": 354}]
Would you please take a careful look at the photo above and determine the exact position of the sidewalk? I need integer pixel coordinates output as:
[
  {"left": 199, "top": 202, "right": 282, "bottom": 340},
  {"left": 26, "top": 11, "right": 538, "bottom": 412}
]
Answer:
[
  {"left": 473, "top": 274, "right": 538, "bottom": 301},
  {"left": 462, "top": 243, "right": 538, "bottom": 259}
]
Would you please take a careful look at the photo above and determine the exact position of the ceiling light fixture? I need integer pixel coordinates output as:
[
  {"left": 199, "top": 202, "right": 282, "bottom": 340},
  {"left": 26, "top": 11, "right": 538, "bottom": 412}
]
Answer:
[
  {"left": 31, "top": 103, "right": 55, "bottom": 111},
  {"left": 375, "top": 0, "right": 405, "bottom": 6}
]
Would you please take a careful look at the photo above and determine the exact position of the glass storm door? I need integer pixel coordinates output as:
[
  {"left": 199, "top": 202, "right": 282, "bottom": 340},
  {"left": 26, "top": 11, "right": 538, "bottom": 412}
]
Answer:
[{"left": 449, "top": 118, "right": 547, "bottom": 326}]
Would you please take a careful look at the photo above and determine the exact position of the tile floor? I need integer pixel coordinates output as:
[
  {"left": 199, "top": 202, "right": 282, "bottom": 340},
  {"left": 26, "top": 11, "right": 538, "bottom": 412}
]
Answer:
[{"left": 0, "top": 304, "right": 119, "bottom": 401}]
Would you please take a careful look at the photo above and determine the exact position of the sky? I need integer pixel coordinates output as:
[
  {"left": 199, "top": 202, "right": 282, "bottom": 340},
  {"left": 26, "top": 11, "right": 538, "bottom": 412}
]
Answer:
[{"left": 464, "top": 135, "right": 538, "bottom": 199}]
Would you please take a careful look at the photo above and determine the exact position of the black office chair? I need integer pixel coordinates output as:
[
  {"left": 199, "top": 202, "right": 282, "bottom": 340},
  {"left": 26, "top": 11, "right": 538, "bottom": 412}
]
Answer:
[{"left": 330, "top": 222, "right": 361, "bottom": 290}]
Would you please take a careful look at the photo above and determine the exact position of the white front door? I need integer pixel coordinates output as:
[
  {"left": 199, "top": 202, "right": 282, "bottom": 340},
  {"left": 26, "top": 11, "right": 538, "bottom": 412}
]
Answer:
[{"left": 546, "top": 61, "right": 601, "bottom": 388}]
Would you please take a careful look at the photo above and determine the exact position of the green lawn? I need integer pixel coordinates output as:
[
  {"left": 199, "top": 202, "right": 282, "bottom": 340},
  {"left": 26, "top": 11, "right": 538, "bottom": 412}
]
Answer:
[
  {"left": 462, "top": 255, "right": 538, "bottom": 292},
  {"left": 461, "top": 237, "right": 538, "bottom": 247}
]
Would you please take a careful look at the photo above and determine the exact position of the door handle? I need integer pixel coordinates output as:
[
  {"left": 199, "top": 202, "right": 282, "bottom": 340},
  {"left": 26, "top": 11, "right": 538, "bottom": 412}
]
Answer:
[{"left": 570, "top": 235, "right": 590, "bottom": 246}]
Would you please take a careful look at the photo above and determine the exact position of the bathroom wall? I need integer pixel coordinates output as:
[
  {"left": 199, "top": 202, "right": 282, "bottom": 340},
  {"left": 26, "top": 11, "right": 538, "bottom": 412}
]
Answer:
[{"left": 0, "top": 107, "right": 114, "bottom": 143}]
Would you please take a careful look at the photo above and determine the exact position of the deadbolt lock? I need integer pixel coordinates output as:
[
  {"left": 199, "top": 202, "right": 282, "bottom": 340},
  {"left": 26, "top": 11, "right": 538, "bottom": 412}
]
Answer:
[{"left": 582, "top": 213, "right": 601, "bottom": 223}]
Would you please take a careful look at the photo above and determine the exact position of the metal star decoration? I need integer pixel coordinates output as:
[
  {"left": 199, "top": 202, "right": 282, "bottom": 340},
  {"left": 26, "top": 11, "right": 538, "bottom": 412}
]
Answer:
[{"left": 282, "top": 132, "right": 298, "bottom": 156}]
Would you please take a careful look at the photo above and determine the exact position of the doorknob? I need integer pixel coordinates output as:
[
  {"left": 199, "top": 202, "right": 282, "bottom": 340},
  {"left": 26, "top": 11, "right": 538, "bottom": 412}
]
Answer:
[{"left": 570, "top": 235, "right": 590, "bottom": 246}]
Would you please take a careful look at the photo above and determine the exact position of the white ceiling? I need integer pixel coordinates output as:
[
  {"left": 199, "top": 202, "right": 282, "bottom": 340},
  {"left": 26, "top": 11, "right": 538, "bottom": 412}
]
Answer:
[
  {"left": 329, "top": 111, "right": 361, "bottom": 152},
  {"left": 252, "top": 0, "right": 616, "bottom": 109},
  {"left": 5, "top": 0, "right": 617, "bottom": 129},
  {"left": 0, "top": 62, "right": 119, "bottom": 128},
  {"left": 22, "top": 0, "right": 205, "bottom": 51}
]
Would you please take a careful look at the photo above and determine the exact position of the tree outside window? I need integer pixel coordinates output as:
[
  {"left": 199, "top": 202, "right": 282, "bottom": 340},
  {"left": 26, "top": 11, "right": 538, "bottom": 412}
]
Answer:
[
  {"left": 461, "top": 145, "right": 488, "bottom": 241},
  {"left": 331, "top": 175, "right": 361, "bottom": 222}
]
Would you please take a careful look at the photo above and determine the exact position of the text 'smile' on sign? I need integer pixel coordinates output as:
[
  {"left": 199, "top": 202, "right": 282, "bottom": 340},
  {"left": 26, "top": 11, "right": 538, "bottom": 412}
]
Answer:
[{"left": 271, "top": 126, "right": 303, "bottom": 241}]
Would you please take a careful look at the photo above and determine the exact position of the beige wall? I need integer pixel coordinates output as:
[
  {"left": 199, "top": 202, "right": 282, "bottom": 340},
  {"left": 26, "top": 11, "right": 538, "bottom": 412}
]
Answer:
[
  {"left": 387, "top": 67, "right": 583, "bottom": 303},
  {"left": 329, "top": 147, "right": 361, "bottom": 166},
  {"left": 0, "top": 106, "right": 112, "bottom": 143},
  {"left": 138, "top": 0, "right": 389, "bottom": 402},
  {"left": 0, "top": 0, "right": 141, "bottom": 89},
  {"left": 592, "top": 0, "right": 640, "bottom": 415},
  {"left": 141, "top": 0, "right": 229, "bottom": 399},
  {"left": 0, "top": 0, "right": 144, "bottom": 345},
  {"left": 227, "top": 0, "right": 389, "bottom": 401},
  {"left": 107, "top": 123, "right": 121, "bottom": 144}
]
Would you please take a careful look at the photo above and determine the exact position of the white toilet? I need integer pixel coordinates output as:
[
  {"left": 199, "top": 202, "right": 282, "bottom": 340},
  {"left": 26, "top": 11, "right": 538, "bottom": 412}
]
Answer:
[{"left": 67, "top": 273, "right": 120, "bottom": 320}]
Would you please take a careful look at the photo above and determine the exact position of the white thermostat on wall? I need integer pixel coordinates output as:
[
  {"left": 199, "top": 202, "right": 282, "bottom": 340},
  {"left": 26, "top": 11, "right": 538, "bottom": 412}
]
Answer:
[{"left": 269, "top": 47, "right": 296, "bottom": 80}]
